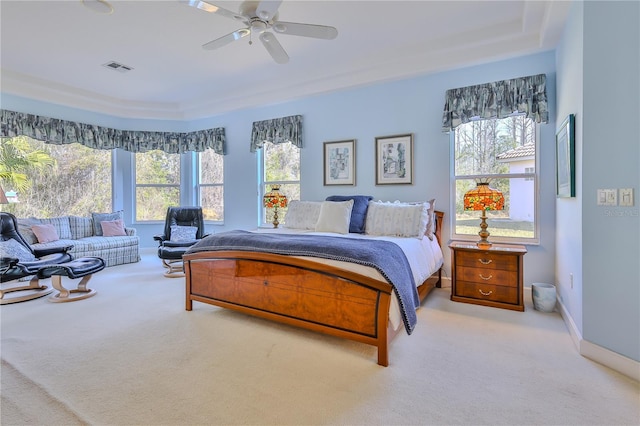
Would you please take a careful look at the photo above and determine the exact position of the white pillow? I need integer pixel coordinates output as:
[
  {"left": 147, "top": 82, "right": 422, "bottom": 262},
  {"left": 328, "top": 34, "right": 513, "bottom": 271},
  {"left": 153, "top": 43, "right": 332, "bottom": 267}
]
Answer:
[
  {"left": 170, "top": 225, "right": 198, "bottom": 242},
  {"left": 283, "top": 201, "right": 323, "bottom": 230},
  {"left": 425, "top": 198, "right": 436, "bottom": 241},
  {"left": 315, "top": 200, "right": 354, "bottom": 234},
  {"left": 365, "top": 201, "right": 429, "bottom": 239},
  {"left": 0, "top": 239, "right": 36, "bottom": 262}
]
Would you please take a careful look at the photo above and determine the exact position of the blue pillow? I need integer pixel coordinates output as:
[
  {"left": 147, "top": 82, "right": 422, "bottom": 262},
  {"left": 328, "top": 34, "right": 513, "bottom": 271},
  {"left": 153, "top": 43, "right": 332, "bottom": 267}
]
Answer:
[{"left": 325, "top": 195, "right": 373, "bottom": 233}]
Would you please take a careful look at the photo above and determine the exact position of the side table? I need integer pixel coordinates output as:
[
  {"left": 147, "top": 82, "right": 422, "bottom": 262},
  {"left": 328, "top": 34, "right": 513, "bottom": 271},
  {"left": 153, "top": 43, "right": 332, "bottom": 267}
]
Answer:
[{"left": 449, "top": 241, "right": 527, "bottom": 311}]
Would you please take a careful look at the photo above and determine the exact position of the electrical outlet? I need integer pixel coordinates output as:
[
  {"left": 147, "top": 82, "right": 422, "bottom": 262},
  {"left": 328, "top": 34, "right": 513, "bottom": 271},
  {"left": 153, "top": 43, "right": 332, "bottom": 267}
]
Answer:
[
  {"left": 620, "top": 188, "right": 634, "bottom": 206},
  {"left": 597, "top": 189, "right": 617, "bottom": 206}
]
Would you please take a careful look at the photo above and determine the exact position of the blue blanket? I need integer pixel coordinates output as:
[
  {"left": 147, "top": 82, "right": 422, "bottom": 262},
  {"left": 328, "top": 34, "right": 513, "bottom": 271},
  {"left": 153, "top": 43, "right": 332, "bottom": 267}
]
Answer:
[{"left": 187, "top": 230, "right": 420, "bottom": 333}]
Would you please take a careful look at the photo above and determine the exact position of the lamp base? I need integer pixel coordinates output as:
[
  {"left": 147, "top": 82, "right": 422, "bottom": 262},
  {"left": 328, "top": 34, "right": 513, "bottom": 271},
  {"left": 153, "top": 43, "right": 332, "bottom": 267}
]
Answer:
[
  {"left": 476, "top": 240, "right": 492, "bottom": 249},
  {"left": 272, "top": 209, "right": 279, "bottom": 229},
  {"left": 477, "top": 211, "right": 492, "bottom": 249}
]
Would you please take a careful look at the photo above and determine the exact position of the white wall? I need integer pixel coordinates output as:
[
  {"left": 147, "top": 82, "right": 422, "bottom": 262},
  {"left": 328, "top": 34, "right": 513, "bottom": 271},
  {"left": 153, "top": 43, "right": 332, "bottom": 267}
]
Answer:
[
  {"left": 581, "top": 1, "right": 639, "bottom": 361},
  {"left": 555, "top": 0, "right": 585, "bottom": 339},
  {"left": 556, "top": 0, "right": 639, "bottom": 363}
]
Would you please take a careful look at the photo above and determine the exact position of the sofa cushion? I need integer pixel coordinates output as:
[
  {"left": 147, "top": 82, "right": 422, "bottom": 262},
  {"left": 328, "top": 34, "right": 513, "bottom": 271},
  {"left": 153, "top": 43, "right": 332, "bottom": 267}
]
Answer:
[
  {"left": 78, "top": 236, "right": 139, "bottom": 250},
  {"left": 91, "top": 210, "right": 124, "bottom": 236},
  {"left": 68, "top": 215, "right": 94, "bottom": 239},
  {"left": 0, "top": 239, "right": 36, "bottom": 262},
  {"left": 17, "top": 218, "right": 41, "bottom": 245},
  {"left": 31, "top": 223, "right": 60, "bottom": 243},
  {"left": 39, "top": 216, "right": 72, "bottom": 239},
  {"left": 101, "top": 219, "right": 127, "bottom": 237}
]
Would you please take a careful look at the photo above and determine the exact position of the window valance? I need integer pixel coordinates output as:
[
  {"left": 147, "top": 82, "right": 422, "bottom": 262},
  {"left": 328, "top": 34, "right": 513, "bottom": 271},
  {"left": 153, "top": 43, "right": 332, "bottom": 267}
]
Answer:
[
  {"left": 0, "top": 109, "right": 226, "bottom": 155},
  {"left": 250, "top": 115, "right": 302, "bottom": 152},
  {"left": 441, "top": 74, "right": 548, "bottom": 132}
]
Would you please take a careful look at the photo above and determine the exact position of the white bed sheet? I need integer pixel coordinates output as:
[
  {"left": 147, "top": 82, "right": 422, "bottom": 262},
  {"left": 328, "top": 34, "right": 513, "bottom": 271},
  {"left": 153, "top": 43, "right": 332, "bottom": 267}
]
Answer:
[{"left": 252, "top": 228, "right": 444, "bottom": 331}]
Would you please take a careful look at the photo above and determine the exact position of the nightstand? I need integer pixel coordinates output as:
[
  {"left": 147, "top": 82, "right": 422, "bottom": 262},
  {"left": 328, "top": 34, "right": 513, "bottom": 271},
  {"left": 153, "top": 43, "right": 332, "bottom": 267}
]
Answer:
[{"left": 449, "top": 241, "right": 527, "bottom": 311}]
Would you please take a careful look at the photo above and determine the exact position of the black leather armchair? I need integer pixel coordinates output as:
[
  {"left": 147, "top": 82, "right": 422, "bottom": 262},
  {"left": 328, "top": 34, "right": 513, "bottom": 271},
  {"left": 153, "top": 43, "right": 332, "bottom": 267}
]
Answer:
[
  {"left": 153, "top": 207, "right": 207, "bottom": 277},
  {"left": 1, "top": 212, "right": 73, "bottom": 304}
]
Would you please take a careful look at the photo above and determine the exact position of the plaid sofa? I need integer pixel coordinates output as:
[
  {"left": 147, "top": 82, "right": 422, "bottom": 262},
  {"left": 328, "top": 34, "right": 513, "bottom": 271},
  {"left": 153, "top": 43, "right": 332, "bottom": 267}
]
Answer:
[{"left": 18, "top": 215, "right": 140, "bottom": 267}]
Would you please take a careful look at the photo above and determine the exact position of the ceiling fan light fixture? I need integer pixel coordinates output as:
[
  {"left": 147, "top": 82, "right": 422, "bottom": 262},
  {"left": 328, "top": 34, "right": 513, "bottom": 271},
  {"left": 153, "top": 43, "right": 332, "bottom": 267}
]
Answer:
[
  {"left": 250, "top": 20, "right": 267, "bottom": 33},
  {"left": 82, "top": 0, "right": 113, "bottom": 15}
]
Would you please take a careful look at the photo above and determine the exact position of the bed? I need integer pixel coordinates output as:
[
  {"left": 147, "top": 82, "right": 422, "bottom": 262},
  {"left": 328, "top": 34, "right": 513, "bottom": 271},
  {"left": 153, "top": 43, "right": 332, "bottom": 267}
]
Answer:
[{"left": 184, "top": 198, "right": 444, "bottom": 366}]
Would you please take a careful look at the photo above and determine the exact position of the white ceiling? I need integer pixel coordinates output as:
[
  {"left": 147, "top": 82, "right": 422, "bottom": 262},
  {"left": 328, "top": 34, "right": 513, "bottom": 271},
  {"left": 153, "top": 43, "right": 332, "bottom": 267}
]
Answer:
[{"left": 0, "top": 0, "right": 571, "bottom": 121}]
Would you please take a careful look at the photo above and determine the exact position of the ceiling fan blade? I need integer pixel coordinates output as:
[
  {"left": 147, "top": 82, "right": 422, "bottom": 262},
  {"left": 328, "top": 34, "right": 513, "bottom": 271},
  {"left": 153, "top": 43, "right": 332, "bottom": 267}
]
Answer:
[
  {"left": 203, "top": 28, "right": 250, "bottom": 50},
  {"left": 259, "top": 32, "right": 289, "bottom": 64},
  {"left": 271, "top": 21, "right": 338, "bottom": 40},
  {"left": 183, "top": 0, "right": 246, "bottom": 21},
  {"left": 256, "top": 0, "right": 282, "bottom": 21}
]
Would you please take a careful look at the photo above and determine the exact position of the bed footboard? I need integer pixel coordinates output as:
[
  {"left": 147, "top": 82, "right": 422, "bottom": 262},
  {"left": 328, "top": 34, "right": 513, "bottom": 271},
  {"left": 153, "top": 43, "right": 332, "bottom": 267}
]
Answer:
[
  {"left": 184, "top": 250, "right": 441, "bottom": 366},
  {"left": 185, "top": 251, "right": 397, "bottom": 365}
]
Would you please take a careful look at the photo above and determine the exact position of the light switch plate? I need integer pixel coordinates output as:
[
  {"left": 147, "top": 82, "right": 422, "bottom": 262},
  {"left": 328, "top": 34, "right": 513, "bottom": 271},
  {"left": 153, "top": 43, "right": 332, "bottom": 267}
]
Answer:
[
  {"left": 597, "top": 189, "right": 617, "bottom": 206},
  {"left": 619, "top": 188, "right": 634, "bottom": 206}
]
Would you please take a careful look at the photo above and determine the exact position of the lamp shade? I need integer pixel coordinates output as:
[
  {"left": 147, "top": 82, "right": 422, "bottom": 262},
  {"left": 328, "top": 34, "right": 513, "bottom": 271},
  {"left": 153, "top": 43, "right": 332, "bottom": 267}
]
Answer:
[
  {"left": 0, "top": 186, "right": 8, "bottom": 204},
  {"left": 263, "top": 185, "right": 288, "bottom": 228},
  {"left": 263, "top": 185, "right": 288, "bottom": 209},
  {"left": 463, "top": 182, "right": 504, "bottom": 212}
]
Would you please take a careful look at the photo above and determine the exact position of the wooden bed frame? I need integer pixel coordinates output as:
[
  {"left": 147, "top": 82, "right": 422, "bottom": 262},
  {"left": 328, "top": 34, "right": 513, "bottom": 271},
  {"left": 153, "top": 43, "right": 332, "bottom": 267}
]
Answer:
[{"left": 184, "top": 211, "right": 444, "bottom": 366}]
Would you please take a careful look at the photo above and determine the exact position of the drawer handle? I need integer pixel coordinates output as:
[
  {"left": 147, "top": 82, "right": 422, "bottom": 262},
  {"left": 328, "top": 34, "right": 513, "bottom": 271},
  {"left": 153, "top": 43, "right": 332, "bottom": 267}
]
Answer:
[
  {"left": 479, "top": 274, "right": 493, "bottom": 281},
  {"left": 478, "top": 289, "right": 493, "bottom": 296},
  {"left": 478, "top": 258, "right": 492, "bottom": 265}
]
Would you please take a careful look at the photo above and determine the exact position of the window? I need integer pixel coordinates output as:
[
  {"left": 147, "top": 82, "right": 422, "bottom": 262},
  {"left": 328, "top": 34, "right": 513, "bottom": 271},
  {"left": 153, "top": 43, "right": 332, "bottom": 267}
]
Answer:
[
  {"left": 259, "top": 142, "right": 300, "bottom": 226},
  {"left": 452, "top": 115, "right": 538, "bottom": 244},
  {"left": 135, "top": 150, "right": 180, "bottom": 221},
  {"left": 0, "top": 136, "right": 112, "bottom": 217},
  {"left": 198, "top": 149, "right": 224, "bottom": 221}
]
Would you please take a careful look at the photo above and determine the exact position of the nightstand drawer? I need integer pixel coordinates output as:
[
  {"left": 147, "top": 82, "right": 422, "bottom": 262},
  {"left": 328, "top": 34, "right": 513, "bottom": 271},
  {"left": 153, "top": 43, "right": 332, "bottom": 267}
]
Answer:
[
  {"left": 455, "top": 251, "right": 517, "bottom": 271},
  {"left": 456, "top": 266, "right": 518, "bottom": 287},
  {"left": 455, "top": 281, "right": 518, "bottom": 305}
]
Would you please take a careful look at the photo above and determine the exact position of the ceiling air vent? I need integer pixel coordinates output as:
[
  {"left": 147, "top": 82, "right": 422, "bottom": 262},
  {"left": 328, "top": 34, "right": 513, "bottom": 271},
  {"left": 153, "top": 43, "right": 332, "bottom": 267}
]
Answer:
[{"left": 102, "top": 61, "right": 134, "bottom": 73}]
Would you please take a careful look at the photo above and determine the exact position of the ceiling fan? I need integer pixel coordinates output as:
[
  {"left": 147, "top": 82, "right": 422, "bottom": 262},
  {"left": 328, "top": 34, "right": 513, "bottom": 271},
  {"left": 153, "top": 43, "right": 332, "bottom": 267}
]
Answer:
[{"left": 184, "top": 0, "right": 338, "bottom": 64}]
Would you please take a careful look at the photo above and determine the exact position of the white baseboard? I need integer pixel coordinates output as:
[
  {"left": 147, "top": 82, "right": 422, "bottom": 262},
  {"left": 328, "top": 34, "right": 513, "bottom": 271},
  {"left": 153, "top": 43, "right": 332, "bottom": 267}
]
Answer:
[
  {"left": 556, "top": 298, "right": 639, "bottom": 381},
  {"left": 439, "top": 276, "right": 452, "bottom": 288}
]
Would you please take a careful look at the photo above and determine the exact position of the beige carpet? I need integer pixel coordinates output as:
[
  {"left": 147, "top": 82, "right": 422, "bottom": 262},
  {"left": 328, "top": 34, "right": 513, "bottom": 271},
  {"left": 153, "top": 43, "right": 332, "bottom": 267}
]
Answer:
[{"left": 1, "top": 250, "right": 638, "bottom": 425}]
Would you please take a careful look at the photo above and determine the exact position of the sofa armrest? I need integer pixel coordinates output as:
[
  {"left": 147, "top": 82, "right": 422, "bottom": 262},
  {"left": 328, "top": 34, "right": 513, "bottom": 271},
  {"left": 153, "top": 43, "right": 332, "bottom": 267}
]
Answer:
[{"left": 125, "top": 227, "right": 137, "bottom": 236}]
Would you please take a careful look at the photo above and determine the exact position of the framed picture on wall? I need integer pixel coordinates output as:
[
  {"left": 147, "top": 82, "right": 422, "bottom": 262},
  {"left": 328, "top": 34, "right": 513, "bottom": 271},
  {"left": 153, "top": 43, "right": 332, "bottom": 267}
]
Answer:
[
  {"left": 556, "top": 114, "right": 575, "bottom": 198},
  {"left": 375, "top": 133, "right": 413, "bottom": 185},
  {"left": 323, "top": 139, "right": 356, "bottom": 186}
]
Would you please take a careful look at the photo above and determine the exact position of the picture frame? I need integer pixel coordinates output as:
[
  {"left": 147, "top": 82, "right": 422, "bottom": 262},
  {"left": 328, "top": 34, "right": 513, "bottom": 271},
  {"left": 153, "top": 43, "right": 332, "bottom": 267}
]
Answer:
[
  {"left": 556, "top": 114, "right": 575, "bottom": 198},
  {"left": 323, "top": 139, "right": 356, "bottom": 186},
  {"left": 375, "top": 133, "right": 413, "bottom": 185}
]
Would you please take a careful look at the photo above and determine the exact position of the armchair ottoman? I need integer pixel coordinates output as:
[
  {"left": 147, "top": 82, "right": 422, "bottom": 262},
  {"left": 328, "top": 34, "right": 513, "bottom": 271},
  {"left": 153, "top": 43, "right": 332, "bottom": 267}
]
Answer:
[{"left": 37, "top": 257, "right": 105, "bottom": 303}]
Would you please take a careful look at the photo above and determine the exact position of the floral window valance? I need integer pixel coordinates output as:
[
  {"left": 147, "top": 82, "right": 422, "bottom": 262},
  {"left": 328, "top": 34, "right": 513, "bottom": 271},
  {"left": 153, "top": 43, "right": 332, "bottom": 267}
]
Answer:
[
  {"left": 0, "top": 109, "right": 226, "bottom": 154},
  {"left": 250, "top": 115, "right": 302, "bottom": 152},
  {"left": 441, "top": 74, "right": 548, "bottom": 132}
]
